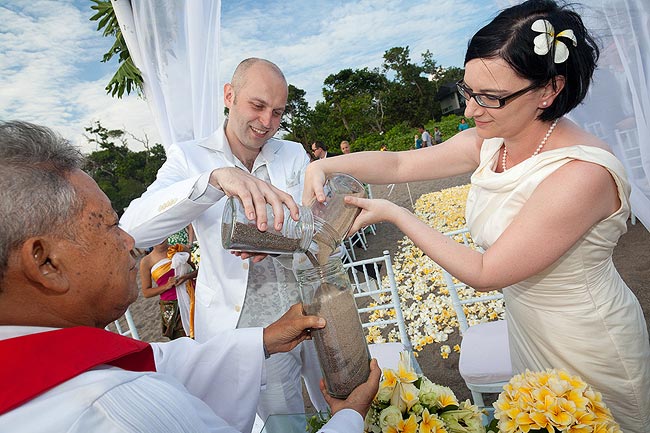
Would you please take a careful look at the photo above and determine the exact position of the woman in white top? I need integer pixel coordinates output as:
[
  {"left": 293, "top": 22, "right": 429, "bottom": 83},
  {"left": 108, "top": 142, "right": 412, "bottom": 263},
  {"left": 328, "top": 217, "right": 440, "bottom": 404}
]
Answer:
[{"left": 303, "top": 1, "right": 650, "bottom": 431}]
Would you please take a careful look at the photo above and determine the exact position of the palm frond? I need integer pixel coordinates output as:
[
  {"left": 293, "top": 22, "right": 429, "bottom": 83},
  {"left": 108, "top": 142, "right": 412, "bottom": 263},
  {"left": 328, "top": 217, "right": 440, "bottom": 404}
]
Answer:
[{"left": 90, "top": 0, "right": 143, "bottom": 98}]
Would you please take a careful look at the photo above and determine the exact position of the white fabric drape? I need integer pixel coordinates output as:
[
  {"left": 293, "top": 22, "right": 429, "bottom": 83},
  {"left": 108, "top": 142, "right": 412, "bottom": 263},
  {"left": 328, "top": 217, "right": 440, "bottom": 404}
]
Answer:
[
  {"left": 111, "top": 0, "right": 221, "bottom": 148},
  {"left": 171, "top": 251, "right": 193, "bottom": 336},
  {"left": 569, "top": 0, "right": 650, "bottom": 229}
]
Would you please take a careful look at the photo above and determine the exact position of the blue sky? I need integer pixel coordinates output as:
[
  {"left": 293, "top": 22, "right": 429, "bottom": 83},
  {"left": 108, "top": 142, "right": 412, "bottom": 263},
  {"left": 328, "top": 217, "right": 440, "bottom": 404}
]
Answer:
[{"left": 0, "top": 0, "right": 511, "bottom": 152}]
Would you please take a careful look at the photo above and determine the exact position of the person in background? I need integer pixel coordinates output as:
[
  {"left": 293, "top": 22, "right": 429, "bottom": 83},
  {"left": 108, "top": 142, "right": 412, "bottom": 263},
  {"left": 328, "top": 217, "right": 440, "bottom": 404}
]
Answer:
[
  {"left": 119, "top": 58, "right": 328, "bottom": 428},
  {"left": 0, "top": 120, "right": 381, "bottom": 433},
  {"left": 139, "top": 237, "right": 197, "bottom": 339},
  {"left": 312, "top": 141, "right": 329, "bottom": 159},
  {"left": 164, "top": 227, "right": 198, "bottom": 336},
  {"left": 340, "top": 140, "right": 351, "bottom": 155},
  {"left": 418, "top": 125, "right": 432, "bottom": 147},
  {"left": 457, "top": 117, "right": 469, "bottom": 132},
  {"left": 303, "top": 1, "right": 650, "bottom": 430},
  {"left": 414, "top": 134, "right": 422, "bottom": 149},
  {"left": 379, "top": 144, "right": 387, "bottom": 152},
  {"left": 433, "top": 126, "right": 443, "bottom": 144}
]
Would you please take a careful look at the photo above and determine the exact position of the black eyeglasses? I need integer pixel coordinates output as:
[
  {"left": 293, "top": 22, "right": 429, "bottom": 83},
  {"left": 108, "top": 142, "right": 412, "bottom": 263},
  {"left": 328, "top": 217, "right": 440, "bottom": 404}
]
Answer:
[{"left": 456, "top": 80, "right": 538, "bottom": 109}]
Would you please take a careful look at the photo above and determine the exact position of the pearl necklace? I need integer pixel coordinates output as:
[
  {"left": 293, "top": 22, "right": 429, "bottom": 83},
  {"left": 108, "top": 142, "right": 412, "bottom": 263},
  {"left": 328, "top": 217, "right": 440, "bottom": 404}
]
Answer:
[{"left": 502, "top": 118, "right": 559, "bottom": 172}]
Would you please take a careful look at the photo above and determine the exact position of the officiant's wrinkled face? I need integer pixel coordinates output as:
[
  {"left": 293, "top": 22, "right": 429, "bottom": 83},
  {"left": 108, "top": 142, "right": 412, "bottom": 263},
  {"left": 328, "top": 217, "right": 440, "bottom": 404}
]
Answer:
[
  {"left": 223, "top": 61, "right": 287, "bottom": 153},
  {"left": 64, "top": 170, "right": 139, "bottom": 327}
]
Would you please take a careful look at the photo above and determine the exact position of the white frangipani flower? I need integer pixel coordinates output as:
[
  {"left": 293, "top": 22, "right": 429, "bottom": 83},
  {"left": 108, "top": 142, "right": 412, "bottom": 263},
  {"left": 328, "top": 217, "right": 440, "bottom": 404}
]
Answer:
[{"left": 531, "top": 18, "right": 577, "bottom": 64}]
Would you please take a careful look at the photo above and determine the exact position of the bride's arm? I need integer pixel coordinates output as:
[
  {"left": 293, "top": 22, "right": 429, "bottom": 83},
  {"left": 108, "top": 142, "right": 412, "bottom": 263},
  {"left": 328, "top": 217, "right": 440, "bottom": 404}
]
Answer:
[
  {"left": 303, "top": 129, "right": 482, "bottom": 204},
  {"left": 346, "top": 159, "right": 619, "bottom": 291}
]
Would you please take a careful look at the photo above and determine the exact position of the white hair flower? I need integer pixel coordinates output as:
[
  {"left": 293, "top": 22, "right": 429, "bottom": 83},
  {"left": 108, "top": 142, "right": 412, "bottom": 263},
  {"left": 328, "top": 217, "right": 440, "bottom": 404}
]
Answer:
[{"left": 531, "top": 19, "right": 577, "bottom": 63}]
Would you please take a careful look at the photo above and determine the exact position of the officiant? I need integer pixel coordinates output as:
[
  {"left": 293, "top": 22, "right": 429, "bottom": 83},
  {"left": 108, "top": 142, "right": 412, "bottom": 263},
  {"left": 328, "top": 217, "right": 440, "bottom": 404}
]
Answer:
[{"left": 0, "top": 120, "right": 380, "bottom": 433}]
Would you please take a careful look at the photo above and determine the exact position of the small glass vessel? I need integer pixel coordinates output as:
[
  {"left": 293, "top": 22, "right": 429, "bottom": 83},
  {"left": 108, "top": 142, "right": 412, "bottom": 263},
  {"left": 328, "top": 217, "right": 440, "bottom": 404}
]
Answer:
[
  {"left": 307, "top": 173, "right": 367, "bottom": 265},
  {"left": 221, "top": 197, "right": 314, "bottom": 254},
  {"left": 297, "top": 257, "right": 370, "bottom": 398}
]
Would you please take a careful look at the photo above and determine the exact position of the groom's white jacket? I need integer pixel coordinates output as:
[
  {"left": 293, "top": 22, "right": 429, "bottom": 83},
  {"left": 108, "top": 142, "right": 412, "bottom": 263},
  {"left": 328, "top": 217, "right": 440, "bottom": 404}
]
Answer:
[{"left": 120, "top": 124, "right": 310, "bottom": 341}]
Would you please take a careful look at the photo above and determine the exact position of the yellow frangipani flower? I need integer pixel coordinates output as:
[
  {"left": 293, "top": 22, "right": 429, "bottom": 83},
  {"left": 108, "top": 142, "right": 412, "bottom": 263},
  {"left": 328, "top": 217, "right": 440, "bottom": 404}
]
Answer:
[
  {"left": 567, "top": 412, "right": 595, "bottom": 433},
  {"left": 494, "top": 369, "right": 621, "bottom": 433},
  {"left": 529, "top": 411, "right": 552, "bottom": 431},
  {"left": 381, "top": 369, "right": 398, "bottom": 389},
  {"left": 399, "top": 382, "right": 420, "bottom": 411},
  {"left": 396, "top": 352, "right": 418, "bottom": 384},
  {"left": 547, "top": 401, "right": 575, "bottom": 427},
  {"left": 400, "top": 414, "right": 419, "bottom": 433},
  {"left": 385, "top": 414, "right": 419, "bottom": 433},
  {"left": 436, "top": 392, "right": 458, "bottom": 409},
  {"left": 497, "top": 418, "right": 519, "bottom": 433},
  {"left": 419, "top": 409, "right": 448, "bottom": 433},
  {"left": 513, "top": 412, "right": 535, "bottom": 432}
]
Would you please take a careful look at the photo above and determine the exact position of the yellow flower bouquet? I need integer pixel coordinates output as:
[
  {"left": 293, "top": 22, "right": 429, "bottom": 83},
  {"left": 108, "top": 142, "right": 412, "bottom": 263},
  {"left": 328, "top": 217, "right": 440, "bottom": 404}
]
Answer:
[
  {"left": 364, "top": 352, "right": 485, "bottom": 433},
  {"left": 493, "top": 369, "right": 621, "bottom": 433}
]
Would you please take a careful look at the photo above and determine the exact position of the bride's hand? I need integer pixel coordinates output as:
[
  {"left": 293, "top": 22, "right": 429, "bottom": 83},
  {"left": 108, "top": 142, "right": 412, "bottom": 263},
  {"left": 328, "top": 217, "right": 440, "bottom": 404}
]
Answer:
[
  {"left": 302, "top": 163, "right": 328, "bottom": 206},
  {"left": 344, "top": 196, "right": 400, "bottom": 234}
]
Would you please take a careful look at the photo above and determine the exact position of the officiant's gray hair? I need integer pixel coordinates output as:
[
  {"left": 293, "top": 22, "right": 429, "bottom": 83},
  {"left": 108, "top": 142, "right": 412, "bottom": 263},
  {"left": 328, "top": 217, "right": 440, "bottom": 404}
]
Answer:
[{"left": 0, "top": 121, "right": 85, "bottom": 283}]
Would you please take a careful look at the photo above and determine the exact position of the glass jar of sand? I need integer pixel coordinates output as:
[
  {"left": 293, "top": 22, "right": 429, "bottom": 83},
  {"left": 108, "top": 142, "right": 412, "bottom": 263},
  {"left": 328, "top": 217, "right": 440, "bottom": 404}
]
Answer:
[
  {"left": 297, "top": 257, "right": 370, "bottom": 398},
  {"left": 221, "top": 173, "right": 366, "bottom": 261},
  {"left": 307, "top": 173, "right": 367, "bottom": 265},
  {"left": 221, "top": 197, "right": 314, "bottom": 254}
]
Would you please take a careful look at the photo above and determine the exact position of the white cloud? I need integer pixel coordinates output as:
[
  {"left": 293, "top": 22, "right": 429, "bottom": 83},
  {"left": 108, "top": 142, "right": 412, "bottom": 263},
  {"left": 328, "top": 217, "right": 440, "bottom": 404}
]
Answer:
[
  {"left": 219, "top": 0, "right": 499, "bottom": 106},
  {"left": 0, "top": 1, "right": 160, "bottom": 153},
  {"left": 70, "top": 78, "right": 160, "bottom": 151}
]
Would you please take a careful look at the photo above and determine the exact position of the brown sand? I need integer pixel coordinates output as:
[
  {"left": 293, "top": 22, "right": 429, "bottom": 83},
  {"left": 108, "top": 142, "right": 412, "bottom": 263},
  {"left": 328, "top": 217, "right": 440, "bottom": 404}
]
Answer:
[{"left": 128, "top": 173, "right": 650, "bottom": 403}]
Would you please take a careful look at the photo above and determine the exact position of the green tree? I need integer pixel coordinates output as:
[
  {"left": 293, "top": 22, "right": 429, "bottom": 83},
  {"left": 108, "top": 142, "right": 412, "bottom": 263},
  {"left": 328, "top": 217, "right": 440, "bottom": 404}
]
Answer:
[
  {"left": 83, "top": 121, "right": 166, "bottom": 214},
  {"left": 306, "top": 101, "right": 349, "bottom": 150},
  {"left": 281, "top": 84, "right": 311, "bottom": 146},
  {"left": 436, "top": 66, "right": 464, "bottom": 87},
  {"left": 381, "top": 47, "right": 437, "bottom": 126},
  {"left": 322, "top": 68, "right": 388, "bottom": 141}
]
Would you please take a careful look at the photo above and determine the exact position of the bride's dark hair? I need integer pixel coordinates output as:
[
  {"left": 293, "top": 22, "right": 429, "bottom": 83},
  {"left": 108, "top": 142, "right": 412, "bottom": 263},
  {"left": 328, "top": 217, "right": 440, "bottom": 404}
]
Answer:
[{"left": 465, "top": 0, "right": 599, "bottom": 121}]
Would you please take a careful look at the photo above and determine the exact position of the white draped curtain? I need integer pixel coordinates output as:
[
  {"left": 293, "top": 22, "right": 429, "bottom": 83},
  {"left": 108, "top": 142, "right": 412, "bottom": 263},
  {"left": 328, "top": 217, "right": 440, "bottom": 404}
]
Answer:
[
  {"left": 569, "top": 0, "right": 650, "bottom": 229},
  {"left": 111, "top": 0, "right": 221, "bottom": 148}
]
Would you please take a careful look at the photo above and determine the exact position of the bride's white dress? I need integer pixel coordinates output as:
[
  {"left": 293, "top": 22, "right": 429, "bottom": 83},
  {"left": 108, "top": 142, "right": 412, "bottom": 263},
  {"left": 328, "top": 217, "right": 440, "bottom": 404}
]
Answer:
[{"left": 466, "top": 138, "right": 650, "bottom": 432}]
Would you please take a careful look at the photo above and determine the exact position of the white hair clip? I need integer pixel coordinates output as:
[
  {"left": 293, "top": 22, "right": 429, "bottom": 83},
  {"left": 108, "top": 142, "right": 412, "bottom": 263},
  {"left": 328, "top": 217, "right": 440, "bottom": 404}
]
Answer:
[{"left": 531, "top": 19, "right": 577, "bottom": 63}]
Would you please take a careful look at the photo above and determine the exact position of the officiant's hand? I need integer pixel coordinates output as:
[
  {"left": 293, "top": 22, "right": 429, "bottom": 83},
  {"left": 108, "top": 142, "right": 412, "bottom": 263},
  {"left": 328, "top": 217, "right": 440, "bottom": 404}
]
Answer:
[
  {"left": 262, "top": 303, "right": 325, "bottom": 355},
  {"left": 322, "top": 358, "right": 381, "bottom": 417},
  {"left": 230, "top": 250, "right": 268, "bottom": 263}
]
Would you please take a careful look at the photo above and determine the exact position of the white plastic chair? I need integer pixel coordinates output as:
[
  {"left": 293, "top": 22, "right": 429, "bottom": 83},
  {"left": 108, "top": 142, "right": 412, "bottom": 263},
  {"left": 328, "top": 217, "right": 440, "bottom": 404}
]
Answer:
[
  {"left": 346, "top": 229, "right": 368, "bottom": 260},
  {"left": 105, "top": 307, "right": 140, "bottom": 340},
  {"left": 364, "top": 185, "right": 377, "bottom": 235},
  {"left": 440, "top": 228, "right": 511, "bottom": 416},
  {"left": 584, "top": 121, "right": 606, "bottom": 139},
  {"left": 615, "top": 127, "right": 643, "bottom": 225},
  {"left": 344, "top": 250, "right": 421, "bottom": 374}
]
